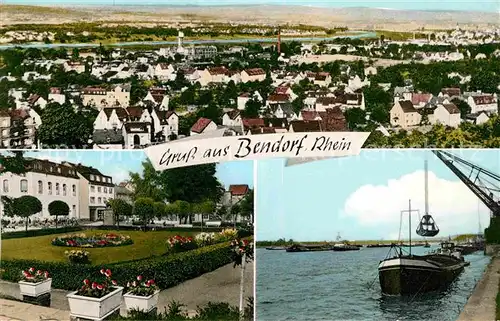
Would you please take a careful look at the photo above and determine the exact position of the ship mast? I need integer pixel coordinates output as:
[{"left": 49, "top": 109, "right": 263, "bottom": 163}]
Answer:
[{"left": 425, "top": 159, "right": 429, "bottom": 215}]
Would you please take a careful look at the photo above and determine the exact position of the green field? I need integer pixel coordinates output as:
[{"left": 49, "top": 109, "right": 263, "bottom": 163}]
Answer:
[{"left": 1, "top": 229, "right": 195, "bottom": 265}]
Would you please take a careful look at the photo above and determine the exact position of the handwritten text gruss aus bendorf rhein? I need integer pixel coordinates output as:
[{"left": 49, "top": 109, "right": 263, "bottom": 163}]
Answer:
[{"left": 158, "top": 134, "right": 352, "bottom": 167}]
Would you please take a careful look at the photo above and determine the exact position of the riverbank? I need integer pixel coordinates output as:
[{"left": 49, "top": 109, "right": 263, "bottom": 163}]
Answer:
[{"left": 457, "top": 256, "right": 499, "bottom": 321}]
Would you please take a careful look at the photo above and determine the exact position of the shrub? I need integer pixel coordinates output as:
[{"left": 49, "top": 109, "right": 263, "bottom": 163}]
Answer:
[
  {"left": 0, "top": 238, "right": 252, "bottom": 291},
  {"left": 65, "top": 250, "right": 90, "bottom": 264},
  {"left": 166, "top": 235, "right": 198, "bottom": 253}
]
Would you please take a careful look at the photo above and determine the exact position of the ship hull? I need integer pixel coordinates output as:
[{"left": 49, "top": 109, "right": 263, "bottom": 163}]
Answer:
[{"left": 378, "top": 256, "right": 466, "bottom": 295}]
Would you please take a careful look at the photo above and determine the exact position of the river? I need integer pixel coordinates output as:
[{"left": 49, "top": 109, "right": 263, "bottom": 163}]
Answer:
[
  {"left": 256, "top": 247, "right": 490, "bottom": 321},
  {"left": 0, "top": 32, "right": 377, "bottom": 50}
]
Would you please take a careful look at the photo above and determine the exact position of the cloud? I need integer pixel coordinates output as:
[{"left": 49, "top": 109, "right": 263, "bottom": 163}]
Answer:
[
  {"left": 343, "top": 170, "right": 490, "bottom": 238},
  {"left": 109, "top": 168, "right": 131, "bottom": 184}
]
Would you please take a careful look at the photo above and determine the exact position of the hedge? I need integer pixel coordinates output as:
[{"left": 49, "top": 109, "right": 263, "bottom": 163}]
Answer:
[
  {"left": 1, "top": 226, "right": 83, "bottom": 240},
  {"left": 96, "top": 225, "right": 225, "bottom": 232},
  {"left": 0, "top": 237, "right": 253, "bottom": 291}
]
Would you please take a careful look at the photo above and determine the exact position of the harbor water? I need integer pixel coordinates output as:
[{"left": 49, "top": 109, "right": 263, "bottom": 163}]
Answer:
[{"left": 256, "top": 247, "right": 490, "bottom": 321}]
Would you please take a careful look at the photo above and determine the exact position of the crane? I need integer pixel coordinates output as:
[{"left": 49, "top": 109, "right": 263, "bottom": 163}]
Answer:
[{"left": 432, "top": 150, "right": 500, "bottom": 217}]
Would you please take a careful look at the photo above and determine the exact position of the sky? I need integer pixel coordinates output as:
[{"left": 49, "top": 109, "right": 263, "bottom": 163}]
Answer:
[
  {"left": 256, "top": 149, "right": 500, "bottom": 242},
  {"left": 1, "top": 151, "right": 253, "bottom": 190},
  {"left": 3, "top": 0, "right": 499, "bottom": 12}
]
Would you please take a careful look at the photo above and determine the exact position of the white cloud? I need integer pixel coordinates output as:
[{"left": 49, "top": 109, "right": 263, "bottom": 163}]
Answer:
[
  {"left": 343, "top": 170, "right": 491, "bottom": 238},
  {"left": 110, "top": 168, "right": 131, "bottom": 185}
]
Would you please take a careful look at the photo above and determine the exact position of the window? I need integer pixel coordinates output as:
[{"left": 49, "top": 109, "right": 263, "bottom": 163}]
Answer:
[
  {"left": 63, "top": 184, "right": 67, "bottom": 196},
  {"left": 20, "top": 179, "right": 28, "bottom": 193},
  {"left": 103, "top": 197, "right": 107, "bottom": 203},
  {"left": 72, "top": 205, "right": 76, "bottom": 217},
  {"left": 90, "top": 174, "right": 95, "bottom": 180},
  {"left": 109, "top": 187, "right": 113, "bottom": 194},
  {"left": 90, "top": 197, "right": 95, "bottom": 204},
  {"left": 38, "top": 180, "right": 43, "bottom": 194},
  {"left": 72, "top": 184, "right": 76, "bottom": 196},
  {"left": 91, "top": 185, "right": 95, "bottom": 192},
  {"left": 48, "top": 182, "right": 52, "bottom": 195},
  {"left": 55, "top": 183, "right": 60, "bottom": 195},
  {"left": 98, "top": 186, "right": 101, "bottom": 193},
  {"left": 104, "top": 187, "right": 107, "bottom": 193},
  {"left": 97, "top": 176, "right": 101, "bottom": 182},
  {"left": 98, "top": 197, "right": 102, "bottom": 203},
  {"left": 2, "top": 179, "right": 8, "bottom": 193}
]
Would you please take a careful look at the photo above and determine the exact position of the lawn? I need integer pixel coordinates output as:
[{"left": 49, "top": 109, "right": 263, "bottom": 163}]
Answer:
[{"left": 1, "top": 229, "right": 196, "bottom": 265}]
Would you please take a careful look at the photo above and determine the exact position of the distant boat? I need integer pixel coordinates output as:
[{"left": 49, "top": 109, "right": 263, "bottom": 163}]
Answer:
[
  {"left": 265, "top": 246, "right": 286, "bottom": 250},
  {"left": 333, "top": 243, "right": 360, "bottom": 251},
  {"left": 367, "top": 243, "right": 393, "bottom": 248},
  {"left": 424, "top": 241, "right": 431, "bottom": 248},
  {"left": 285, "top": 244, "right": 332, "bottom": 252}
]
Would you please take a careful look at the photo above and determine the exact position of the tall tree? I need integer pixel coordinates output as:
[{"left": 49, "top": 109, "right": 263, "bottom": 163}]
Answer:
[
  {"left": 37, "top": 102, "right": 94, "bottom": 148},
  {"left": 129, "top": 160, "right": 165, "bottom": 202},
  {"left": 108, "top": 198, "right": 133, "bottom": 228},
  {"left": 48, "top": 200, "right": 69, "bottom": 228},
  {"left": 242, "top": 98, "right": 262, "bottom": 118},
  {"left": 14, "top": 195, "right": 42, "bottom": 232},
  {"left": 133, "top": 197, "right": 155, "bottom": 231}
]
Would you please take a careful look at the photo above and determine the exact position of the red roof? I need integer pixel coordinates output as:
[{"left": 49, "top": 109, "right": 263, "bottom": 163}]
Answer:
[
  {"left": 242, "top": 118, "right": 265, "bottom": 130},
  {"left": 50, "top": 87, "right": 62, "bottom": 94},
  {"left": 274, "top": 86, "right": 289, "bottom": 95},
  {"left": 301, "top": 110, "right": 323, "bottom": 121},
  {"left": 208, "top": 67, "right": 228, "bottom": 75},
  {"left": 473, "top": 95, "right": 496, "bottom": 105},
  {"left": 229, "top": 184, "right": 249, "bottom": 196},
  {"left": 191, "top": 117, "right": 214, "bottom": 134},
  {"left": 268, "top": 94, "right": 290, "bottom": 102},
  {"left": 244, "top": 68, "right": 265, "bottom": 76},
  {"left": 411, "top": 93, "right": 432, "bottom": 105}
]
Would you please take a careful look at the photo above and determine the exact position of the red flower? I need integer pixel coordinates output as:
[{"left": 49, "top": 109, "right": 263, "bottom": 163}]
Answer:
[
  {"left": 29, "top": 267, "right": 35, "bottom": 273},
  {"left": 96, "top": 284, "right": 103, "bottom": 290},
  {"left": 112, "top": 280, "right": 117, "bottom": 286},
  {"left": 83, "top": 279, "right": 90, "bottom": 285},
  {"left": 137, "top": 275, "right": 143, "bottom": 281},
  {"left": 149, "top": 280, "right": 155, "bottom": 285},
  {"left": 44, "top": 271, "right": 50, "bottom": 278},
  {"left": 91, "top": 282, "right": 97, "bottom": 289},
  {"left": 100, "top": 269, "right": 105, "bottom": 275},
  {"left": 105, "top": 269, "right": 112, "bottom": 277}
]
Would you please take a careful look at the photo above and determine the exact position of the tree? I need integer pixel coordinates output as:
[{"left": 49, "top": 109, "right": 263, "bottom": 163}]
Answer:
[
  {"left": 129, "top": 160, "right": 165, "bottom": 202},
  {"left": 0, "top": 151, "right": 28, "bottom": 175},
  {"left": 174, "top": 200, "right": 191, "bottom": 224},
  {"left": 48, "top": 200, "right": 69, "bottom": 228},
  {"left": 452, "top": 98, "right": 472, "bottom": 119},
  {"left": 108, "top": 198, "right": 133, "bottom": 228},
  {"left": 14, "top": 195, "right": 42, "bottom": 232},
  {"left": 242, "top": 98, "right": 262, "bottom": 118},
  {"left": 231, "top": 204, "right": 241, "bottom": 227},
  {"left": 238, "top": 190, "right": 254, "bottom": 223},
  {"left": 344, "top": 108, "right": 367, "bottom": 130},
  {"left": 153, "top": 201, "right": 166, "bottom": 220},
  {"left": 195, "top": 200, "right": 216, "bottom": 230},
  {"left": 133, "top": 197, "right": 155, "bottom": 231},
  {"left": 37, "top": 102, "right": 94, "bottom": 148}
]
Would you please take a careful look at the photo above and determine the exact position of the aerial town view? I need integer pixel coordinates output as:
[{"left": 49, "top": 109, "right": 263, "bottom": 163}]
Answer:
[
  {"left": 0, "top": 150, "right": 254, "bottom": 320},
  {"left": 255, "top": 149, "right": 497, "bottom": 321},
  {"left": 0, "top": 1, "right": 498, "bottom": 149}
]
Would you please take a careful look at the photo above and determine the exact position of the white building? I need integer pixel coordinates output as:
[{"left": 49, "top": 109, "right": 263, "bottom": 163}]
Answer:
[
  {"left": 0, "top": 158, "right": 81, "bottom": 220},
  {"left": 62, "top": 162, "right": 115, "bottom": 221},
  {"left": 432, "top": 103, "right": 461, "bottom": 128},
  {"left": 241, "top": 68, "right": 266, "bottom": 83},
  {"left": 82, "top": 85, "right": 131, "bottom": 109},
  {"left": 467, "top": 93, "right": 498, "bottom": 114}
]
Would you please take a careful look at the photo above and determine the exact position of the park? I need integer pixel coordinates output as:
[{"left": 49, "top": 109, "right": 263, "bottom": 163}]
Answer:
[{"left": 0, "top": 151, "right": 255, "bottom": 320}]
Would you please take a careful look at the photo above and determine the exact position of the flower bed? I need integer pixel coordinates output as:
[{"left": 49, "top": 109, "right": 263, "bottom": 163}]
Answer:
[
  {"left": 52, "top": 233, "right": 133, "bottom": 248},
  {"left": 166, "top": 235, "right": 197, "bottom": 253},
  {"left": 169, "top": 228, "right": 239, "bottom": 253},
  {"left": 65, "top": 250, "right": 90, "bottom": 264}
]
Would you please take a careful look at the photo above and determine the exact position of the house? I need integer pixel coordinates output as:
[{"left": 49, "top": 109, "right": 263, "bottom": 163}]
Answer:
[
  {"left": 93, "top": 108, "right": 129, "bottom": 130},
  {"left": 440, "top": 88, "right": 461, "bottom": 98},
  {"left": 222, "top": 110, "right": 243, "bottom": 127},
  {"left": 154, "top": 63, "right": 175, "bottom": 81},
  {"left": 467, "top": 93, "right": 498, "bottom": 114},
  {"left": 143, "top": 88, "right": 169, "bottom": 110},
  {"left": 81, "top": 85, "right": 131, "bottom": 109},
  {"left": 48, "top": 87, "right": 65, "bottom": 105},
  {"left": 411, "top": 93, "right": 433, "bottom": 109},
  {"left": 266, "top": 94, "right": 291, "bottom": 107},
  {"left": 348, "top": 75, "right": 370, "bottom": 91},
  {"left": 92, "top": 129, "right": 124, "bottom": 149},
  {"left": 225, "top": 70, "right": 242, "bottom": 84},
  {"left": 190, "top": 117, "right": 218, "bottom": 136},
  {"left": 218, "top": 184, "right": 251, "bottom": 223},
  {"left": 27, "top": 94, "right": 47, "bottom": 109},
  {"left": 151, "top": 110, "right": 179, "bottom": 141},
  {"left": 432, "top": 103, "right": 461, "bottom": 128},
  {"left": 0, "top": 110, "right": 11, "bottom": 148},
  {"left": 289, "top": 120, "right": 322, "bottom": 132},
  {"left": 237, "top": 92, "right": 263, "bottom": 110},
  {"left": 7, "top": 109, "right": 39, "bottom": 148},
  {"left": 315, "top": 97, "right": 337, "bottom": 112},
  {"left": 63, "top": 61, "right": 86, "bottom": 74},
  {"left": 364, "top": 66, "right": 377, "bottom": 76},
  {"left": 274, "top": 86, "right": 297, "bottom": 101},
  {"left": 390, "top": 100, "right": 421, "bottom": 128},
  {"left": 313, "top": 72, "right": 332, "bottom": 87},
  {"left": 241, "top": 68, "right": 266, "bottom": 83},
  {"left": 198, "top": 67, "right": 228, "bottom": 86},
  {"left": 123, "top": 123, "right": 151, "bottom": 148},
  {"left": 466, "top": 111, "right": 491, "bottom": 125},
  {"left": 266, "top": 103, "right": 296, "bottom": 120}
]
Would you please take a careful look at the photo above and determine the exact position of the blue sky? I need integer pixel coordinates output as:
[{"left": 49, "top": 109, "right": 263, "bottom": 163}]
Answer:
[
  {"left": 256, "top": 150, "right": 500, "bottom": 242},
  {"left": 1, "top": 151, "right": 253, "bottom": 189},
  {"left": 4, "top": 0, "right": 499, "bottom": 12}
]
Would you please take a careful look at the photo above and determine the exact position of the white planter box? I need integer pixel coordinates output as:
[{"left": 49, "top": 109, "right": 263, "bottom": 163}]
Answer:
[
  {"left": 19, "top": 278, "right": 52, "bottom": 297},
  {"left": 123, "top": 290, "right": 160, "bottom": 312},
  {"left": 67, "top": 286, "right": 123, "bottom": 321}
]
